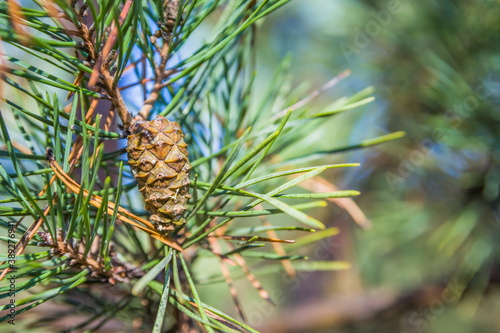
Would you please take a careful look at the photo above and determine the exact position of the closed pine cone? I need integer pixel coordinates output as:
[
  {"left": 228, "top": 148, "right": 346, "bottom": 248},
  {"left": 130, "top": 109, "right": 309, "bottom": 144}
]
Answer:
[{"left": 127, "top": 116, "right": 191, "bottom": 232}]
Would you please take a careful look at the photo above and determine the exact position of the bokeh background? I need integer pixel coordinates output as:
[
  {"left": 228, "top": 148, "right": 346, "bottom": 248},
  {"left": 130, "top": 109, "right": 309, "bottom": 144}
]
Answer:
[{"left": 224, "top": 1, "right": 500, "bottom": 332}]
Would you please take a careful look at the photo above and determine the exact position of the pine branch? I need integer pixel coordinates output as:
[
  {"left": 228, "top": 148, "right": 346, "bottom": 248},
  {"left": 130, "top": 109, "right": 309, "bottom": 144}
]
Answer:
[{"left": 0, "top": 1, "right": 405, "bottom": 331}]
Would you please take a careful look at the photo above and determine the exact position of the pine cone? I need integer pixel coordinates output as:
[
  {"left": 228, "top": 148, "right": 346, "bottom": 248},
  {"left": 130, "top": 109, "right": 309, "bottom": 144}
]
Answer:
[{"left": 127, "top": 116, "right": 191, "bottom": 232}]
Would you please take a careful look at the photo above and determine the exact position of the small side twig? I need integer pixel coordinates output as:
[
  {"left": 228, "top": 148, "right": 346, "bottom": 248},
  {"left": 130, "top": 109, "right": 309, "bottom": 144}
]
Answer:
[
  {"left": 46, "top": 149, "right": 183, "bottom": 251},
  {"left": 38, "top": 230, "right": 143, "bottom": 284},
  {"left": 135, "top": 0, "right": 180, "bottom": 121}
]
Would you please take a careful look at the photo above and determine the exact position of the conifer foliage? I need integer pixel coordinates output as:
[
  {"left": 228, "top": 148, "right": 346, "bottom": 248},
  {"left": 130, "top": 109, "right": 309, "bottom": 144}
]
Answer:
[{"left": 0, "top": 1, "right": 401, "bottom": 331}]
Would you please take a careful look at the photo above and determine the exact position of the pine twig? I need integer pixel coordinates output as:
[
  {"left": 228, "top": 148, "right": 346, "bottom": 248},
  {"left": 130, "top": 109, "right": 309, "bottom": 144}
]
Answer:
[
  {"left": 46, "top": 149, "right": 183, "bottom": 251},
  {"left": 136, "top": 0, "right": 180, "bottom": 121}
]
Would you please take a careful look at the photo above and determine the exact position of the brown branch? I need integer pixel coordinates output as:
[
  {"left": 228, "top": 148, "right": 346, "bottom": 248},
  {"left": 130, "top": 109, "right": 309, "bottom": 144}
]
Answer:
[
  {"left": 70, "top": 0, "right": 132, "bottom": 128},
  {"left": 135, "top": 1, "right": 180, "bottom": 121},
  {"left": 47, "top": 152, "right": 183, "bottom": 251},
  {"left": 100, "top": 64, "right": 132, "bottom": 127},
  {"left": 38, "top": 230, "right": 143, "bottom": 284},
  {"left": 87, "top": 0, "right": 131, "bottom": 87}
]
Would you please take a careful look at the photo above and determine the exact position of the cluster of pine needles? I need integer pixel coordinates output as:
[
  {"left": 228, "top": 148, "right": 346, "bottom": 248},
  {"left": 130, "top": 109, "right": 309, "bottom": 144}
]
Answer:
[{"left": 0, "top": 1, "right": 403, "bottom": 332}]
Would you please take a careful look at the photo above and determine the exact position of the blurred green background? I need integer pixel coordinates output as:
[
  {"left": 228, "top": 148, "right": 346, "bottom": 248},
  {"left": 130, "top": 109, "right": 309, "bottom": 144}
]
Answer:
[{"left": 234, "top": 1, "right": 500, "bottom": 332}]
